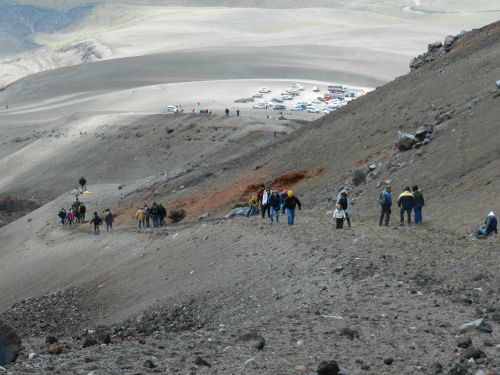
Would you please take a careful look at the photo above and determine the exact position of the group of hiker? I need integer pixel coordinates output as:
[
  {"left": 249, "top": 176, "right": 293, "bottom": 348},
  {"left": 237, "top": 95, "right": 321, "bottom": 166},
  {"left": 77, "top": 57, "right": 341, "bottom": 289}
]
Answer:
[
  {"left": 57, "top": 201, "right": 114, "bottom": 235},
  {"left": 378, "top": 185, "right": 424, "bottom": 226},
  {"left": 135, "top": 202, "right": 167, "bottom": 229},
  {"left": 246, "top": 185, "right": 301, "bottom": 225}
]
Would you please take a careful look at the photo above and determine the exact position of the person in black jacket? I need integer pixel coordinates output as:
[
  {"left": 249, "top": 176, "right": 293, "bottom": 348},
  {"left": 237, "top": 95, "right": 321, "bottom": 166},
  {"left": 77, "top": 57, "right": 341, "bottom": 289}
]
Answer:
[
  {"left": 90, "top": 212, "right": 102, "bottom": 235},
  {"left": 268, "top": 190, "right": 281, "bottom": 223},
  {"left": 79, "top": 177, "right": 87, "bottom": 192},
  {"left": 158, "top": 204, "right": 167, "bottom": 226},
  {"left": 104, "top": 210, "right": 114, "bottom": 233},
  {"left": 284, "top": 190, "right": 301, "bottom": 225}
]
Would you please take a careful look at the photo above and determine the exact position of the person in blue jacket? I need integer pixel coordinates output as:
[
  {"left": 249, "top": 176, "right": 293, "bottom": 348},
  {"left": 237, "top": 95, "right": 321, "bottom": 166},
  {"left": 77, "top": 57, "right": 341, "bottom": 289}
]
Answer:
[
  {"left": 378, "top": 186, "right": 392, "bottom": 226},
  {"left": 477, "top": 211, "right": 497, "bottom": 239}
]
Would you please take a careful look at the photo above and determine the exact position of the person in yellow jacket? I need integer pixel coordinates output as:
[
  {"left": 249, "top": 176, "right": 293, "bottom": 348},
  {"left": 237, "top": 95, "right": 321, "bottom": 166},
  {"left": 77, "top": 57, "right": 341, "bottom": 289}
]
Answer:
[
  {"left": 397, "top": 186, "right": 415, "bottom": 225},
  {"left": 135, "top": 207, "right": 145, "bottom": 229},
  {"left": 245, "top": 196, "right": 259, "bottom": 217}
]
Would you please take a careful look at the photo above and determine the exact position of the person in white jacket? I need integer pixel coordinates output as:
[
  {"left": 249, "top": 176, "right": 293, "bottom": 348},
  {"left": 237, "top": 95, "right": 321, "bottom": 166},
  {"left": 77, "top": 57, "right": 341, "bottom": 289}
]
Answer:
[
  {"left": 261, "top": 188, "right": 270, "bottom": 218},
  {"left": 333, "top": 204, "right": 347, "bottom": 229}
]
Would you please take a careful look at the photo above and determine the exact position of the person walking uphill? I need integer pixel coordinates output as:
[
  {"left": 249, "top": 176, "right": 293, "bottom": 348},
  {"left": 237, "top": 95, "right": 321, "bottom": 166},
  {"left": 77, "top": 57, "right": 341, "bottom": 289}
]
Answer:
[
  {"left": 104, "top": 210, "right": 114, "bottom": 233},
  {"left": 477, "top": 211, "right": 497, "bottom": 239},
  {"left": 90, "top": 212, "right": 102, "bottom": 235},
  {"left": 261, "top": 188, "right": 270, "bottom": 218},
  {"left": 336, "top": 190, "right": 351, "bottom": 228},
  {"left": 398, "top": 186, "right": 415, "bottom": 226},
  {"left": 412, "top": 185, "right": 424, "bottom": 224},
  {"left": 284, "top": 190, "right": 301, "bottom": 225},
  {"left": 268, "top": 190, "right": 281, "bottom": 223},
  {"left": 333, "top": 204, "right": 347, "bottom": 229},
  {"left": 378, "top": 186, "right": 392, "bottom": 226}
]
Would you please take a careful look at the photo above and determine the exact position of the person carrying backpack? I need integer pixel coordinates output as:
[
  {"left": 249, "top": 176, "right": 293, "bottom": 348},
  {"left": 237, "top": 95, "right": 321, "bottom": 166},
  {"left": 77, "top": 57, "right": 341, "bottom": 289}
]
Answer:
[
  {"left": 104, "top": 210, "right": 114, "bottom": 233},
  {"left": 398, "top": 186, "right": 415, "bottom": 226},
  {"left": 58, "top": 208, "right": 66, "bottom": 225},
  {"left": 90, "top": 212, "right": 102, "bottom": 235},
  {"left": 158, "top": 204, "right": 166, "bottom": 226},
  {"left": 378, "top": 186, "right": 392, "bottom": 226},
  {"left": 284, "top": 190, "right": 301, "bottom": 225},
  {"left": 79, "top": 203, "right": 86, "bottom": 223},
  {"left": 412, "top": 185, "right": 424, "bottom": 224},
  {"left": 66, "top": 209, "right": 74, "bottom": 228},
  {"left": 268, "top": 190, "right": 281, "bottom": 223},
  {"left": 477, "top": 211, "right": 497, "bottom": 239}
]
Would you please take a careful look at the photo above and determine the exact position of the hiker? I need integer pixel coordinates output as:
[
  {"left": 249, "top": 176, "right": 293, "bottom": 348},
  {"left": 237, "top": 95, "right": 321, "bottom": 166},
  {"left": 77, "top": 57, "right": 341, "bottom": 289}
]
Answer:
[
  {"left": 280, "top": 189, "right": 288, "bottom": 214},
  {"left": 135, "top": 207, "right": 145, "bottom": 229},
  {"left": 378, "top": 186, "right": 392, "bottom": 226},
  {"left": 284, "top": 190, "right": 301, "bottom": 225},
  {"left": 261, "top": 188, "right": 270, "bottom": 218},
  {"left": 58, "top": 208, "right": 66, "bottom": 225},
  {"left": 225, "top": 108, "right": 229, "bottom": 117},
  {"left": 104, "top": 210, "right": 114, "bottom": 233},
  {"left": 66, "top": 209, "right": 74, "bottom": 228},
  {"left": 336, "top": 190, "right": 351, "bottom": 228},
  {"left": 236, "top": 109, "right": 240, "bottom": 117},
  {"left": 246, "top": 196, "right": 259, "bottom": 217},
  {"left": 72, "top": 199, "right": 80, "bottom": 223},
  {"left": 90, "top": 212, "right": 102, "bottom": 235},
  {"left": 144, "top": 204, "right": 151, "bottom": 227},
  {"left": 333, "top": 204, "right": 347, "bottom": 229},
  {"left": 398, "top": 186, "right": 415, "bottom": 226},
  {"left": 79, "top": 202, "right": 86, "bottom": 223},
  {"left": 477, "top": 211, "right": 497, "bottom": 239},
  {"left": 79, "top": 177, "right": 87, "bottom": 192},
  {"left": 268, "top": 190, "right": 281, "bottom": 223},
  {"left": 158, "top": 204, "right": 166, "bottom": 226},
  {"left": 412, "top": 185, "right": 425, "bottom": 224},
  {"left": 151, "top": 202, "right": 159, "bottom": 227}
]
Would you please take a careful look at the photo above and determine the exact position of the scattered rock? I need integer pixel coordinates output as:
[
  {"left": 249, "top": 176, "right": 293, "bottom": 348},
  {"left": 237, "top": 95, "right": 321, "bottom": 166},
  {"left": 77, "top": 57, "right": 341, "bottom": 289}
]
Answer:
[
  {"left": 198, "top": 213, "right": 209, "bottom": 220},
  {"left": 444, "top": 35, "right": 456, "bottom": 51},
  {"left": 168, "top": 209, "right": 186, "bottom": 223},
  {"left": 365, "top": 171, "right": 377, "bottom": 183},
  {"left": 296, "top": 364, "right": 309, "bottom": 372},
  {"left": 384, "top": 358, "right": 394, "bottom": 365},
  {"left": 83, "top": 337, "right": 97, "bottom": 348},
  {"left": 45, "top": 335, "right": 58, "bottom": 344},
  {"left": 143, "top": 359, "right": 156, "bottom": 368},
  {"left": 0, "top": 322, "right": 22, "bottom": 365},
  {"left": 430, "top": 361, "right": 443, "bottom": 374},
  {"left": 237, "top": 332, "right": 265, "bottom": 350},
  {"left": 224, "top": 207, "right": 251, "bottom": 219},
  {"left": 49, "top": 343, "right": 63, "bottom": 355},
  {"left": 461, "top": 347, "right": 484, "bottom": 360},
  {"left": 317, "top": 360, "right": 340, "bottom": 375},
  {"left": 351, "top": 169, "right": 367, "bottom": 186},
  {"left": 415, "top": 125, "right": 433, "bottom": 141},
  {"left": 194, "top": 356, "right": 211, "bottom": 367},
  {"left": 459, "top": 318, "right": 493, "bottom": 333},
  {"left": 448, "top": 363, "right": 469, "bottom": 375},
  {"left": 457, "top": 337, "right": 472, "bottom": 349},
  {"left": 397, "top": 131, "right": 416, "bottom": 151},
  {"left": 338, "top": 328, "right": 359, "bottom": 339}
]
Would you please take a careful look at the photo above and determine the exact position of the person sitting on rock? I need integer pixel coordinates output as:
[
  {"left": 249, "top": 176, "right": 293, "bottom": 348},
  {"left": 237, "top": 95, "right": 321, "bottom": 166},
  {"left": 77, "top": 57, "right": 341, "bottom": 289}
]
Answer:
[
  {"left": 333, "top": 204, "right": 347, "bottom": 229},
  {"left": 397, "top": 186, "right": 414, "bottom": 226},
  {"left": 246, "top": 196, "right": 259, "bottom": 217},
  {"left": 477, "top": 211, "right": 497, "bottom": 239}
]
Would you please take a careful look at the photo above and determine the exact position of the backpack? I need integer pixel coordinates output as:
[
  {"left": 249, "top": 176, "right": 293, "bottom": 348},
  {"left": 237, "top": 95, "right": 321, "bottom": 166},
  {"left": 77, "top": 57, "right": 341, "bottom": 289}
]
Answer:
[{"left": 378, "top": 192, "right": 387, "bottom": 206}]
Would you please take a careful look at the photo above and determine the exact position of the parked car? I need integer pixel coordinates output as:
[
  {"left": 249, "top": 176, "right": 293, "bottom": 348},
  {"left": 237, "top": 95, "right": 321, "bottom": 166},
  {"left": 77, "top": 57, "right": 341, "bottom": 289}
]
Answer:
[
  {"left": 281, "top": 94, "right": 294, "bottom": 100},
  {"left": 253, "top": 103, "right": 268, "bottom": 109},
  {"left": 164, "top": 105, "right": 178, "bottom": 112},
  {"left": 306, "top": 107, "right": 320, "bottom": 113},
  {"left": 290, "top": 105, "right": 304, "bottom": 111},
  {"left": 312, "top": 86, "right": 320, "bottom": 92},
  {"left": 252, "top": 92, "right": 263, "bottom": 98},
  {"left": 274, "top": 104, "right": 286, "bottom": 110},
  {"left": 234, "top": 97, "right": 248, "bottom": 103},
  {"left": 271, "top": 98, "right": 283, "bottom": 103},
  {"left": 258, "top": 87, "right": 271, "bottom": 93}
]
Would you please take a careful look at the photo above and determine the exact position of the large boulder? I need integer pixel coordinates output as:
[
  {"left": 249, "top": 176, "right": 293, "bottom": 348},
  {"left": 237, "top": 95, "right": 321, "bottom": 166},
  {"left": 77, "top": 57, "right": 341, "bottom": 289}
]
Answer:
[
  {"left": 168, "top": 209, "right": 186, "bottom": 223},
  {"left": 444, "top": 35, "right": 455, "bottom": 51},
  {"left": 415, "top": 125, "right": 433, "bottom": 141},
  {"left": 224, "top": 207, "right": 252, "bottom": 219},
  {"left": 397, "top": 131, "right": 416, "bottom": 151},
  {"left": 351, "top": 168, "right": 367, "bottom": 186},
  {"left": 0, "top": 321, "right": 22, "bottom": 365}
]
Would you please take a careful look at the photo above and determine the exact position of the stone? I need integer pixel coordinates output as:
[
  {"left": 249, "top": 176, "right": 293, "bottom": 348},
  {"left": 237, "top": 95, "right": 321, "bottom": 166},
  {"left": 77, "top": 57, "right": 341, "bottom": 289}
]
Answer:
[
  {"left": 0, "top": 322, "right": 22, "bottom": 365},
  {"left": 444, "top": 35, "right": 455, "bottom": 51},
  {"left": 168, "top": 209, "right": 186, "bottom": 223},
  {"left": 338, "top": 328, "right": 360, "bottom": 339},
  {"left": 194, "top": 356, "right": 211, "bottom": 367},
  {"left": 28, "top": 352, "right": 36, "bottom": 360},
  {"left": 459, "top": 318, "right": 493, "bottom": 333},
  {"left": 143, "top": 359, "right": 156, "bottom": 368},
  {"left": 448, "top": 363, "right": 469, "bottom": 375},
  {"left": 83, "top": 337, "right": 98, "bottom": 348},
  {"left": 351, "top": 169, "right": 367, "bottom": 187},
  {"left": 397, "top": 131, "right": 416, "bottom": 151},
  {"left": 224, "top": 207, "right": 250, "bottom": 219},
  {"left": 49, "top": 343, "right": 63, "bottom": 355},
  {"left": 237, "top": 332, "right": 266, "bottom": 350},
  {"left": 369, "top": 163, "right": 377, "bottom": 170},
  {"left": 296, "top": 364, "right": 309, "bottom": 372},
  {"left": 428, "top": 41, "right": 442, "bottom": 53},
  {"left": 415, "top": 125, "right": 433, "bottom": 141},
  {"left": 365, "top": 172, "right": 377, "bottom": 183},
  {"left": 317, "top": 360, "right": 340, "bottom": 375},
  {"left": 430, "top": 361, "right": 443, "bottom": 374},
  {"left": 496, "top": 80, "right": 500, "bottom": 89},
  {"left": 384, "top": 358, "right": 394, "bottom": 365},
  {"left": 461, "top": 347, "right": 484, "bottom": 360},
  {"left": 457, "top": 337, "right": 472, "bottom": 349},
  {"left": 198, "top": 213, "right": 209, "bottom": 220},
  {"left": 45, "top": 336, "right": 58, "bottom": 344}
]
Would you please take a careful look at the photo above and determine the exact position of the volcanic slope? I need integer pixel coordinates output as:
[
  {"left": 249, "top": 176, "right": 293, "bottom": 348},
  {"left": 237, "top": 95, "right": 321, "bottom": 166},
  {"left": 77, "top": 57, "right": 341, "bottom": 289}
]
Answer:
[{"left": 0, "top": 22, "right": 499, "bottom": 374}]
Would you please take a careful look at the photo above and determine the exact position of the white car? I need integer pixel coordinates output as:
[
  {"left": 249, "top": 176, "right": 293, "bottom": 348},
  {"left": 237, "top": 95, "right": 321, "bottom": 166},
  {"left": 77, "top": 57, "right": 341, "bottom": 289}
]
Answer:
[
  {"left": 252, "top": 92, "right": 263, "bottom": 98},
  {"left": 291, "top": 83, "right": 305, "bottom": 91},
  {"left": 258, "top": 87, "right": 271, "bottom": 93},
  {"left": 281, "top": 95, "right": 294, "bottom": 100},
  {"left": 312, "top": 86, "right": 320, "bottom": 92},
  {"left": 306, "top": 107, "right": 320, "bottom": 113},
  {"left": 290, "top": 105, "right": 304, "bottom": 111},
  {"left": 253, "top": 103, "right": 268, "bottom": 109},
  {"left": 234, "top": 97, "right": 248, "bottom": 103},
  {"left": 164, "top": 105, "right": 178, "bottom": 112},
  {"left": 311, "top": 98, "right": 321, "bottom": 104}
]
